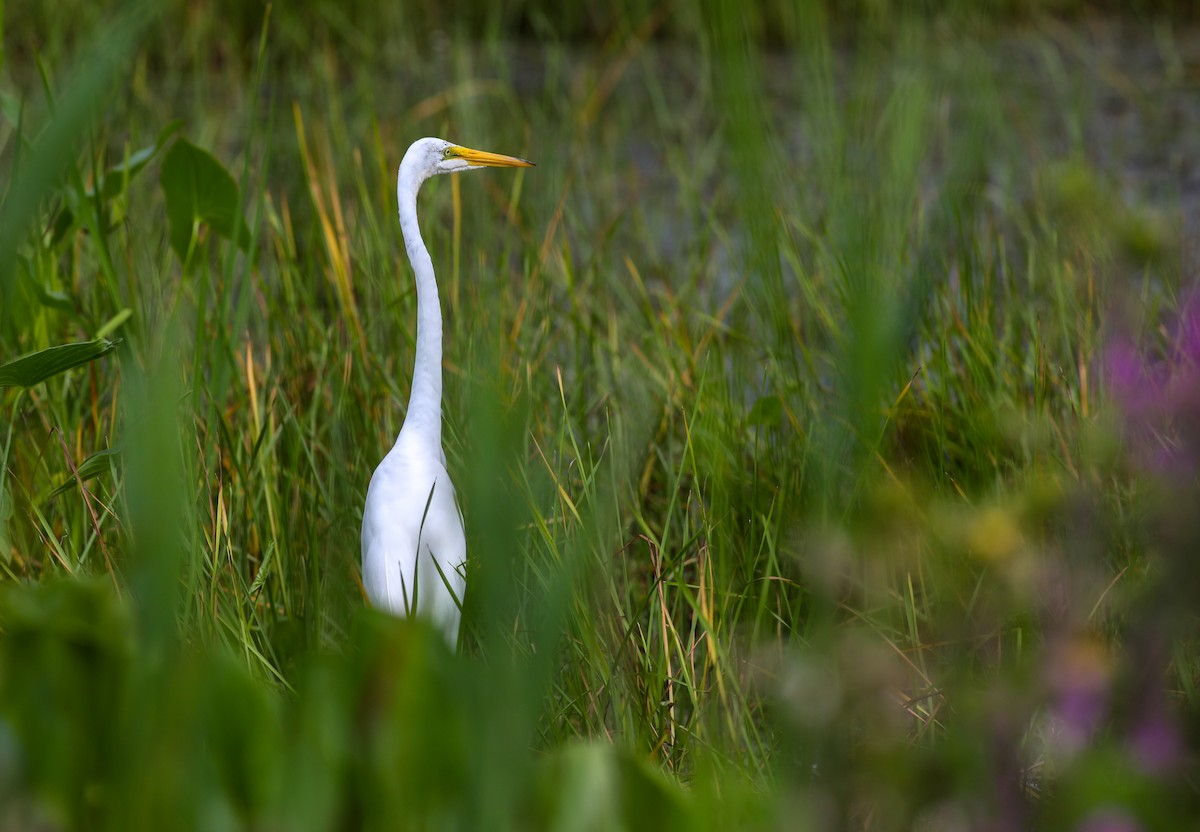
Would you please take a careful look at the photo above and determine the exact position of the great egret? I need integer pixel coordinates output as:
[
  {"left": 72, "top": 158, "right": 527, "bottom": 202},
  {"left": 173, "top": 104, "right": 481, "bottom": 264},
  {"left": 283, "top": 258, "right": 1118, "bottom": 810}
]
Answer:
[{"left": 361, "top": 137, "right": 533, "bottom": 645}]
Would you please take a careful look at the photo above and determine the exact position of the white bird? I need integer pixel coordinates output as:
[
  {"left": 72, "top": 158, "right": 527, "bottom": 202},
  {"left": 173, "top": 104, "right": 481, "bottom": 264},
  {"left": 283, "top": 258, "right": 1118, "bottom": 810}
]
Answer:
[{"left": 361, "top": 137, "right": 533, "bottom": 646}]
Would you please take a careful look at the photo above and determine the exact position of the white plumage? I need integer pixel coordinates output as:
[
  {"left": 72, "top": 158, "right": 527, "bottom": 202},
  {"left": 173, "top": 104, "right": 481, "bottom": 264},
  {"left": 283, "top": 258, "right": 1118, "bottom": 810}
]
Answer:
[
  {"left": 361, "top": 433, "right": 467, "bottom": 642},
  {"left": 361, "top": 137, "right": 533, "bottom": 646}
]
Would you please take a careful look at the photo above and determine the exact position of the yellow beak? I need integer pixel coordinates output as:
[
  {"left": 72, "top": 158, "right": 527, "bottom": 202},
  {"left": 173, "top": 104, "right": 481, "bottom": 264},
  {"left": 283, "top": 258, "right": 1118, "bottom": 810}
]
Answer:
[{"left": 450, "top": 145, "right": 535, "bottom": 168}]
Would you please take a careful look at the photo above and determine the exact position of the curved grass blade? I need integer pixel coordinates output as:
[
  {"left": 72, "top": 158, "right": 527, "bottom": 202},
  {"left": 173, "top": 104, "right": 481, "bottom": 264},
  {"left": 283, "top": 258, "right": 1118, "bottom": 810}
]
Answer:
[
  {"left": 86, "top": 119, "right": 183, "bottom": 201},
  {"left": 48, "top": 446, "right": 122, "bottom": 499},
  {"left": 0, "top": 338, "right": 119, "bottom": 388}
]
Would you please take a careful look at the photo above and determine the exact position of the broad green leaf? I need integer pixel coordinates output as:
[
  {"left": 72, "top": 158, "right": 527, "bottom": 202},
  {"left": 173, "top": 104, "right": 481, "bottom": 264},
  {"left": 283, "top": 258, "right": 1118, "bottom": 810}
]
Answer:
[
  {"left": 160, "top": 137, "right": 251, "bottom": 261},
  {"left": 49, "top": 446, "right": 122, "bottom": 499},
  {"left": 0, "top": 338, "right": 119, "bottom": 388}
]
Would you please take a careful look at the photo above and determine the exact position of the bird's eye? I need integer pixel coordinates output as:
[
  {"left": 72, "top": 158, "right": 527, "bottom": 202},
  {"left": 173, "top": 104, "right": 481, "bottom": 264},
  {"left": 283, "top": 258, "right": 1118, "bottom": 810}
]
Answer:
[{"left": 442, "top": 147, "right": 453, "bottom": 159}]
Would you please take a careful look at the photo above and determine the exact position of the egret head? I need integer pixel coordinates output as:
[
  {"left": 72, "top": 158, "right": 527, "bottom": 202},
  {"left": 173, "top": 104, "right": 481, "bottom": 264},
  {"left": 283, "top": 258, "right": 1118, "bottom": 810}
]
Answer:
[{"left": 401, "top": 137, "right": 534, "bottom": 184}]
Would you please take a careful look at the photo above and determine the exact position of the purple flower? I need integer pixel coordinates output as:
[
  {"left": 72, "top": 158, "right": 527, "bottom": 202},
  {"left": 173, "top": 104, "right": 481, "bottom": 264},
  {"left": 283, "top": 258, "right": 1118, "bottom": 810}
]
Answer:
[
  {"left": 1043, "top": 637, "right": 1111, "bottom": 756},
  {"left": 1128, "top": 707, "right": 1184, "bottom": 776},
  {"left": 1052, "top": 686, "right": 1107, "bottom": 751},
  {"left": 1105, "top": 293, "right": 1200, "bottom": 478}
]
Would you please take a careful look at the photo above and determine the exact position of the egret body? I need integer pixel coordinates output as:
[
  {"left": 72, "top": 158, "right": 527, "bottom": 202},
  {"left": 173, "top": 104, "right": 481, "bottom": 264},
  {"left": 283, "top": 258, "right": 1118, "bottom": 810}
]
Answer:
[{"left": 361, "top": 137, "right": 533, "bottom": 645}]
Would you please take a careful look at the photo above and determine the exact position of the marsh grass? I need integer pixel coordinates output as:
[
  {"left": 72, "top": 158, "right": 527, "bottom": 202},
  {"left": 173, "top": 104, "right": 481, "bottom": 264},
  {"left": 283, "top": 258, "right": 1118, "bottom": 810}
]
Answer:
[{"left": 0, "top": 1, "right": 1196, "bottom": 829}]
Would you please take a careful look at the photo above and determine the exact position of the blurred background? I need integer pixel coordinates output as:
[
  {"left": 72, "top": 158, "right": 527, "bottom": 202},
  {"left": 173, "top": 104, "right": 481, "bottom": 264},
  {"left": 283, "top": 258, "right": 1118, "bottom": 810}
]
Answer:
[{"left": 1, "top": 0, "right": 1199, "bottom": 829}]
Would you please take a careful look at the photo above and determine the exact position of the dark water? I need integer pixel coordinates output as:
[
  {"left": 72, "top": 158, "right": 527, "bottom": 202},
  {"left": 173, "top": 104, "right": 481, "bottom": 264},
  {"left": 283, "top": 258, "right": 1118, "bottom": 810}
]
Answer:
[
  {"left": 1035, "top": 20, "right": 1200, "bottom": 265},
  {"left": 501, "top": 19, "right": 1200, "bottom": 280}
]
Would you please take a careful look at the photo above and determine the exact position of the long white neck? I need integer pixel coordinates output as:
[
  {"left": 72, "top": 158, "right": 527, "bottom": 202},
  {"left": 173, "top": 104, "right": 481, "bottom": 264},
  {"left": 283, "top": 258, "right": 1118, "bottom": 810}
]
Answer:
[{"left": 396, "top": 167, "right": 442, "bottom": 450}]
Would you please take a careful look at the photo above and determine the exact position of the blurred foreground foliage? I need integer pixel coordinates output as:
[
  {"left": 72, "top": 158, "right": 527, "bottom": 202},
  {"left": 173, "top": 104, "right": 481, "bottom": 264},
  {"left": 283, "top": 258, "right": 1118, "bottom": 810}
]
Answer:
[{"left": 0, "top": 580, "right": 700, "bottom": 831}]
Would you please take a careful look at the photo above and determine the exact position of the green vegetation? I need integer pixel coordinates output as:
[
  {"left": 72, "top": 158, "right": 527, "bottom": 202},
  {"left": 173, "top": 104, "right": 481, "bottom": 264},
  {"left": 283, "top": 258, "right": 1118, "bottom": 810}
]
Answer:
[{"left": 1, "top": 1, "right": 1197, "bottom": 829}]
